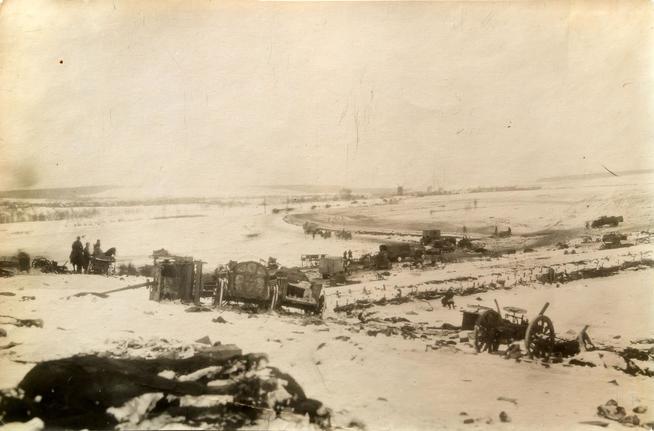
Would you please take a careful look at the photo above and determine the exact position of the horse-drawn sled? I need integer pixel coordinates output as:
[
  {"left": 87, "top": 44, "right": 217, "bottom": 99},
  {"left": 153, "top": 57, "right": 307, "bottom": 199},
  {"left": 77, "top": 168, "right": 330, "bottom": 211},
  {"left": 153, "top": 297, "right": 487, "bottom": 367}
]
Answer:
[{"left": 88, "top": 256, "right": 115, "bottom": 275}]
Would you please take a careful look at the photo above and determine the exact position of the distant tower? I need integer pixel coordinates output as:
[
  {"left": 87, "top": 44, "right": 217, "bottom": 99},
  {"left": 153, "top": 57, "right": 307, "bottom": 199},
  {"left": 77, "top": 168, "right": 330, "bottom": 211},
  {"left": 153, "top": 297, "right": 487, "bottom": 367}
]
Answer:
[{"left": 397, "top": 186, "right": 404, "bottom": 196}]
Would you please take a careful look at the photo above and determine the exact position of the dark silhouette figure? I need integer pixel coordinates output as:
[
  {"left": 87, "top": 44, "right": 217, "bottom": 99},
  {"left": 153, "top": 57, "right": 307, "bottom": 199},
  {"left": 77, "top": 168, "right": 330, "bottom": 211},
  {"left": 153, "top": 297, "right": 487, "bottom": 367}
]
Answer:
[
  {"left": 70, "top": 237, "right": 83, "bottom": 273},
  {"left": 82, "top": 243, "right": 91, "bottom": 273},
  {"left": 93, "top": 240, "right": 103, "bottom": 257}
]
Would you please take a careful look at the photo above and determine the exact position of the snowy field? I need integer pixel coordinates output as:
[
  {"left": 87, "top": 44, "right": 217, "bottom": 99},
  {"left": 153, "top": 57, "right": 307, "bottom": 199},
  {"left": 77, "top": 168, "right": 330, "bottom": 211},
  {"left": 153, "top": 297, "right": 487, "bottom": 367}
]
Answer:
[
  {"left": 0, "top": 177, "right": 653, "bottom": 430},
  {"left": 288, "top": 174, "right": 654, "bottom": 241},
  {"left": 0, "top": 253, "right": 653, "bottom": 430}
]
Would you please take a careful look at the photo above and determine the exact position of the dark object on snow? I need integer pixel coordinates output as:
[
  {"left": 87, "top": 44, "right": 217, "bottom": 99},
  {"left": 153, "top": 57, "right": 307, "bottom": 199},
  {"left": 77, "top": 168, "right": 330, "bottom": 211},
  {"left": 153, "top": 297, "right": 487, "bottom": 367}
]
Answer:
[
  {"left": 591, "top": 216, "right": 623, "bottom": 228},
  {"left": 88, "top": 254, "right": 116, "bottom": 276},
  {"left": 579, "top": 420, "right": 609, "bottom": 427},
  {"left": 441, "top": 290, "right": 455, "bottom": 309},
  {"left": 217, "top": 261, "right": 326, "bottom": 315},
  {"left": 596, "top": 399, "right": 640, "bottom": 426},
  {"left": 473, "top": 302, "right": 552, "bottom": 359},
  {"left": 31, "top": 257, "right": 69, "bottom": 274},
  {"left": 150, "top": 253, "right": 203, "bottom": 304},
  {"left": 17, "top": 252, "right": 30, "bottom": 273},
  {"left": 185, "top": 305, "right": 212, "bottom": 312},
  {"left": 600, "top": 232, "right": 631, "bottom": 250},
  {"left": 0, "top": 315, "right": 43, "bottom": 328},
  {"left": 195, "top": 336, "right": 212, "bottom": 345},
  {"left": 0, "top": 351, "right": 331, "bottom": 430}
]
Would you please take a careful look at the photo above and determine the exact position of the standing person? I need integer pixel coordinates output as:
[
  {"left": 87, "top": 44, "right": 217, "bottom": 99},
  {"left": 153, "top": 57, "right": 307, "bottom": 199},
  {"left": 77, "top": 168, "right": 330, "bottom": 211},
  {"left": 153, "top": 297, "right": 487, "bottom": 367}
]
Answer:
[
  {"left": 93, "top": 240, "right": 103, "bottom": 257},
  {"left": 70, "top": 236, "right": 83, "bottom": 273},
  {"left": 82, "top": 242, "right": 92, "bottom": 273}
]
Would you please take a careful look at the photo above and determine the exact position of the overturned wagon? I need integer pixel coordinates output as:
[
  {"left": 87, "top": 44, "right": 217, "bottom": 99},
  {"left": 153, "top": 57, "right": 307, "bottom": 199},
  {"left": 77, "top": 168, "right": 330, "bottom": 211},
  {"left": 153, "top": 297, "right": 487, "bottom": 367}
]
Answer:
[
  {"left": 149, "top": 253, "right": 204, "bottom": 303},
  {"left": 218, "top": 261, "right": 325, "bottom": 315}
]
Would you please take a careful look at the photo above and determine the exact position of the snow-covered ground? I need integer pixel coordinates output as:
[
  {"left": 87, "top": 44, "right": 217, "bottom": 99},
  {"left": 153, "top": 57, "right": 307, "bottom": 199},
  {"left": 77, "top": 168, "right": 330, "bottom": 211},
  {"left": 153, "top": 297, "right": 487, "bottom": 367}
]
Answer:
[
  {"left": 1, "top": 245, "right": 653, "bottom": 430},
  {"left": 1, "top": 177, "right": 653, "bottom": 430},
  {"left": 288, "top": 174, "right": 654, "bottom": 240},
  {"left": 0, "top": 202, "right": 381, "bottom": 270}
]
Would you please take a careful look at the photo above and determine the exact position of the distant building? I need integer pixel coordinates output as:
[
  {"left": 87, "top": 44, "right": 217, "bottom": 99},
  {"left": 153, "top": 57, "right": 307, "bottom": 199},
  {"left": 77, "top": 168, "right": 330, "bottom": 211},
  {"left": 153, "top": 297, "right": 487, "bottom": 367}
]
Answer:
[{"left": 397, "top": 186, "right": 404, "bottom": 196}]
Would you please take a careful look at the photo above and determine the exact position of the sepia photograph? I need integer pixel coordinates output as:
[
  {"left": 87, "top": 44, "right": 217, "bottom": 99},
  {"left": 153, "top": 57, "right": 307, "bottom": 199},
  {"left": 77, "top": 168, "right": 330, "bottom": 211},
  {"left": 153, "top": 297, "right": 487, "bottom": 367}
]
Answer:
[{"left": 0, "top": 0, "right": 653, "bottom": 429}]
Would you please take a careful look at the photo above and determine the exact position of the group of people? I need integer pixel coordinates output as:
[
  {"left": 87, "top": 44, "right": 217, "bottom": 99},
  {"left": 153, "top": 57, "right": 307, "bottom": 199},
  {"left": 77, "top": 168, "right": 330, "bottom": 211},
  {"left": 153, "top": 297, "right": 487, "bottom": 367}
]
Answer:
[{"left": 69, "top": 237, "right": 113, "bottom": 274}]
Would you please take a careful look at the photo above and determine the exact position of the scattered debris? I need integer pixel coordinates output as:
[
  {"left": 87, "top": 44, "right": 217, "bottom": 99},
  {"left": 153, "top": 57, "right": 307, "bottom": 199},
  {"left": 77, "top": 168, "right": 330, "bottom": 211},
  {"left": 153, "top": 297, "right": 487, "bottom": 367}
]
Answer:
[
  {"left": 499, "top": 411, "right": 511, "bottom": 423},
  {"left": 579, "top": 420, "right": 609, "bottom": 428},
  {"left": 185, "top": 305, "right": 212, "bottom": 313},
  {"left": 539, "top": 259, "right": 654, "bottom": 285},
  {"left": 0, "top": 292, "right": 16, "bottom": 296},
  {"left": 597, "top": 399, "right": 640, "bottom": 426},
  {"left": 633, "top": 405, "right": 647, "bottom": 414},
  {"left": 0, "top": 341, "right": 20, "bottom": 350},
  {"left": 497, "top": 397, "right": 517, "bottom": 406},
  {"left": 212, "top": 316, "right": 228, "bottom": 324},
  {"left": 0, "top": 315, "right": 44, "bottom": 328},
  {"left": 70, "top": 292, "right": 109, "bottom": 299},
  {"left": 0, "top": 348, "right": 332, "bottom": 430},
  {"left": 31, "top": 257, "right": 69, "bottom": 274}
]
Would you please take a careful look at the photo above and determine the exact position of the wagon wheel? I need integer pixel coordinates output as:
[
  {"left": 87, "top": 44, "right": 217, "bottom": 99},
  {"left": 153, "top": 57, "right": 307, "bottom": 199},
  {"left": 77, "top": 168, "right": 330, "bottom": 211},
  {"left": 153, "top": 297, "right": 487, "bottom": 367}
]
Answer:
[
  {"left": 474, "top": 309, "right": 502, "bottom": 353},
  {"left": 525, "top": 315, "right": 555, "bottom": 360}
]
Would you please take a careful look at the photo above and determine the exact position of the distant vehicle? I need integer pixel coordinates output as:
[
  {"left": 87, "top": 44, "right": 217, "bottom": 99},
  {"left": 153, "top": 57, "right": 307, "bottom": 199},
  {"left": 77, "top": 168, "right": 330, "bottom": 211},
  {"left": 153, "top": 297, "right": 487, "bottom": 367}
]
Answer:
[
  {"left": 301, "top": 254, "right": 327, "bottom": 268},
  {"left": 373, "top": 250, "right": 392, "bottom": 270},
  {"left": 423, "top": 237, "right": 456, "bottom": 254},
  {"left": 591, "top": 215, "right": 623, "bottom": 228},
  {"left": 421, "top": 229, "right": 441, "bottom": 245},
  {"left": 600, "top": 232, "right": 630, "bottom": 250},
  {"left": 420, "top": 230, "right": 457, "bottom": 252},
  {"left": 319, "top": 256, "right": 345, "bottom": 279},
  {"left": 335, "top": 230, "right": 352, "bottom": 240},
  {"left": 379, "top": 242, "right": 420, "bottom": 261}
]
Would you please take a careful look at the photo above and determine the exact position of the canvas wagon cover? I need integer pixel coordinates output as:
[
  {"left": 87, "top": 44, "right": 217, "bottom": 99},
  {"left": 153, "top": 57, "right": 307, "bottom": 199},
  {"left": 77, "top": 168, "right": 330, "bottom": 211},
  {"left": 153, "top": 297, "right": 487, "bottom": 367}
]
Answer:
[{"left": 229, "top": 261, "right": 270, "bottom": 301}]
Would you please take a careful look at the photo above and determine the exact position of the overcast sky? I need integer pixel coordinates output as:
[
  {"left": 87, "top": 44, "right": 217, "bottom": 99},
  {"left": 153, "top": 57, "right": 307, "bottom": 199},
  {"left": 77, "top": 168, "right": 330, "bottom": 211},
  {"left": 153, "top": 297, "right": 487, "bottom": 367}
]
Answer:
[{"left": 0, "top": 0, "right": 652, "bottom": 192}]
